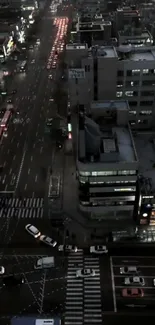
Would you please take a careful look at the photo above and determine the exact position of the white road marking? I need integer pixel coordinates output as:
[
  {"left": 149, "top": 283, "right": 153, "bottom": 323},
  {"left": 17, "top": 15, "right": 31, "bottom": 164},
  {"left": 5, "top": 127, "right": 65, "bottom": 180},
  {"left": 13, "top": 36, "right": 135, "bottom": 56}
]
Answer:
[
  {"left": 15, "top": 147, "right": 26, "bottom": 192},
  {"left": 13, "top": 155, "right": 16, "bottom": 161},
  {"left": 31, "top": 155, "right": 33, "bottom": 161},
  {"left": 24, "top": 183, "right": 27, "bottom": 190},
  {"left": 110, "top": 256, "right": 117, "bottom": 312},
  {"left": 28, "top": 168, "right": 30, "bottom": 175},
  {"left": 35, "top": 175, "right": 38, "bottom": 182}
]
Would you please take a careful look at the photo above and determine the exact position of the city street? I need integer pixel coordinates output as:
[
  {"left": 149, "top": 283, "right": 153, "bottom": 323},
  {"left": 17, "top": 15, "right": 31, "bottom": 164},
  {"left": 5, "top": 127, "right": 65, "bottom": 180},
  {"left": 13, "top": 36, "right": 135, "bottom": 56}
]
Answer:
[{"left": 0, "top": 4, "right": 61, "bottom": 197}]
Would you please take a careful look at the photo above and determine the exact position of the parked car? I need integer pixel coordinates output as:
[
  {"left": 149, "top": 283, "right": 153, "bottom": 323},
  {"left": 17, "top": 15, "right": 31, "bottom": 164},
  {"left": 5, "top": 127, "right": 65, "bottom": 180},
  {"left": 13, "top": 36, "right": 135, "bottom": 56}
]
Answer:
[
  {"left": 25, "top": 224, "right": 41, "bottom": 238},
  {"left": 124, "top": 276, "right": 145, "bottom": 286},
  {"left": 120, "top": 266, "right": 139, "bottom": 274},
  {"left": 40, "top": 235, "right": 57, "bottom": 247},
  {"left": 122, "top": 288, "right": 144, "bottom": 298}
]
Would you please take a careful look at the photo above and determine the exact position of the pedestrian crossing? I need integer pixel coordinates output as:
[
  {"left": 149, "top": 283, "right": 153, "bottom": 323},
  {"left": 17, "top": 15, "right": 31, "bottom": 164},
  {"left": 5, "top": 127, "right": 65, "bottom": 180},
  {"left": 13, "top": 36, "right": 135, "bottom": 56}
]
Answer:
[
  {"left": 65, "top": 250, "right": 103, "bottom": 325},
  {"left": 0, "top": 198, "right": 44, "bottom": 219},
  {"left": 0, "top": 197, "right": 44, "bottom": 208}
]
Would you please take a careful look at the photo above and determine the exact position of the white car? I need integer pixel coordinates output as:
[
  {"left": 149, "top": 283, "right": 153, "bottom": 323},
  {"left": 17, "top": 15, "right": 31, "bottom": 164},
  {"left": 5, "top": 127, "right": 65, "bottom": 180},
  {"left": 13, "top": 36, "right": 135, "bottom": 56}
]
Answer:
[
  {"left": 25, "top": 224, "right": 41, "bottom": 238},
  {"left": 124, "top": 276, "right": 145, "bottom": 286},
  {"left": 90, "top": 245, "right": 108, "bottom": 254},
  {"left": 120, "top": 266, "right": 139, "bottom": 274},
  {"left": 153, "top": 279, "right": 155, "bottom": 286},
  {"left": 58, "top": 245, "right": 78, "bottom": 252},
  {"left": 49, "top": 98, "right": 54, "bottom": 102},
  {"left": 76, "top": 268, "right": 95, "bottom": 278},
  {"left": 40, "top": 235, "right": 57, "bottom": 247},
  {"left": 0, "top": 266, "right": 5, "bottom": 274}
]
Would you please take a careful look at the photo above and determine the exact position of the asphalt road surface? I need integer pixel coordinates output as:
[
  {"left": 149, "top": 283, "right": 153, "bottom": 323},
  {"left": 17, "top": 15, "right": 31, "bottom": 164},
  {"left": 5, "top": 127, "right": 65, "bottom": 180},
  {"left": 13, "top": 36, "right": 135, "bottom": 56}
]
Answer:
[{"left": 0, "top": 4, "right": 66, "bottom": 198}]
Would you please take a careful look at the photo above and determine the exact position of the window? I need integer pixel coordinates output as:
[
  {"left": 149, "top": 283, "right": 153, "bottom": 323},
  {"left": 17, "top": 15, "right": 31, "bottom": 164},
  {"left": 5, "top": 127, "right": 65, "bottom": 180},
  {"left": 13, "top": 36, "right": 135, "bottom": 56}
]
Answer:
[
  {"left": 141, "top": 90, "right": 154, "bottom": 96},
  {"left": 142, "top": 80, "right": 155, "bottom": 86},
  {"left": 118, "top": 170, "right": 136, "bottom": 175},
  {"left": 143, "top": 69, "right": 149, "bottom": 75},
  {"left": 125, "top": 91, "right": 133, "bottom": 97},
  {"left": 126, "top": 81, "right": 139, "bottom": 87},
  {"left": 117, "top": 81, "right": 123, "bottom": 88},
  {"left": 132, "top": 69, "right": 140, "bottom": 75},
  {"left": 117, "top": 70, "right": 124, "bottom": 77},
  {"left": 116, "top": 91, "right": 123, "bottom": 98},
  {"left": 91, "top": 171, "right": 117, "bottom": 176},
  {"left": 129, "top": 110, "right": 136, "bottom": 115},
  {"left": 129, "top": 101, "right": 137, "bottom": 107},
  {"left": 127, "top": 70, "right": 132, "bottom": 76},
  {"left": 140, "top": 110, "right": 152, "bottom": 115},
  {"left": 130, "top": 120, "right": 136, "bottom": 125},
  {"left": 85, "top": 65, "right": 90, "bottom": 72},
  {"left": 79, "top": 171, "right": 90, "bottom": 176},
  {"left": 140, "top": 101, "right": 153, "bottom": 106}
]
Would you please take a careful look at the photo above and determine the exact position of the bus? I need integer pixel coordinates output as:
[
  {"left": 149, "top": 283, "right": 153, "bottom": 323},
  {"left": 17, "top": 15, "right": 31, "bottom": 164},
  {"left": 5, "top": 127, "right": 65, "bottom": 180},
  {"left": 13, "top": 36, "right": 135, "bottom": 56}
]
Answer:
[
  {"left": 19, "top": 60, "right": 27, "bottom": 72},
  {"left": 48, "top": 175, "right": 60, "bottom": 198},
  {"left": 0, "top": 110, "right": 12, "bottom": 130}
]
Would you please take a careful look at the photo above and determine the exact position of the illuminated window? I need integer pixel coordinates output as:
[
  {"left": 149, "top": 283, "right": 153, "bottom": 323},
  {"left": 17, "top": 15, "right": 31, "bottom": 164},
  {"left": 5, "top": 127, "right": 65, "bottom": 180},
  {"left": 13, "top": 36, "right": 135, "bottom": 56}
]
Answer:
[
  {"left": 143, "top": 69, "right": 149, "bottom": 74},
  {"left": 129, "top": 110, "right": 136, "bottom": 115},
  {"left": 125, "top": 91, "right": 133, "bottom": 97},
  {"left": 116, "top": 91, "right": 122, "bottom": 98}
]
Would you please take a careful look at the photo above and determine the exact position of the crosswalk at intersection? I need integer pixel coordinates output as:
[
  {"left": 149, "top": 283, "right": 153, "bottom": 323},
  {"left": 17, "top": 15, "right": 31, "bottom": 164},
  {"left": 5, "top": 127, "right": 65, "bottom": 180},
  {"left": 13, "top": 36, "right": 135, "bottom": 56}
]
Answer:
[
  {"left": 0, "top": 198, "right": 44, "bottom": 219},
  {"left": 65, "top": 250, "right": 103, "bottom": 325}
]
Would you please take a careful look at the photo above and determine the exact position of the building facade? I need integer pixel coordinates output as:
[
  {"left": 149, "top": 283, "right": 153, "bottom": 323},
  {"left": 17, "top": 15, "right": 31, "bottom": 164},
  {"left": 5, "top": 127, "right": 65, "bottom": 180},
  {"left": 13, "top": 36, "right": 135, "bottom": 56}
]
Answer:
[
  {"left": 77, "top": 100, "right": 139, "bottom": 222},
  {"left": 66, "top": 44, "right": 155, "bottom": 129}
]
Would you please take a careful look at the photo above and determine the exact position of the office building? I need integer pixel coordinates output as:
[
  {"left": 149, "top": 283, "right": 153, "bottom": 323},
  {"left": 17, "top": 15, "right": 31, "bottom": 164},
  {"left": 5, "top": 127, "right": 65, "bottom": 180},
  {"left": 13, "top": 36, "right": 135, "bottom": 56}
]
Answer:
[
  {"left": 77, "top": 100, "right": 139, "bottom": 222},
  {"left": 66, "top": 44, "right": 155, "bottom": 129},
  {"left": 74, "top": 15, "right": 112, "bottom": 47},
  {"left": 118, "top": 28, "right": 153, "bottom": 47}
]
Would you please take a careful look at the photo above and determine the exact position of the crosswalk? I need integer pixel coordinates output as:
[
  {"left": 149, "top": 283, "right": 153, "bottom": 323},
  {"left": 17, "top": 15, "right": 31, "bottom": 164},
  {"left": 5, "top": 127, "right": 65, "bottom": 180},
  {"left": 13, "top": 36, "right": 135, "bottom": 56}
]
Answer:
[
  {"left": 65, "top": 250, "right": 102, "bottom": 325},
  {"left": 0, "top": 198, "right": 44, "bottom": 219}
]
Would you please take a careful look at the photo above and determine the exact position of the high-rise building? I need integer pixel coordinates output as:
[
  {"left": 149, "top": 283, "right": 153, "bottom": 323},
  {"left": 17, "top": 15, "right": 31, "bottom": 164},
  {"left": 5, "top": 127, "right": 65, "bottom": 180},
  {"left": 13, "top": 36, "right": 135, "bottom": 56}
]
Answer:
[{"left": 66, "top": 43, "right": 155, "bottom": 129}]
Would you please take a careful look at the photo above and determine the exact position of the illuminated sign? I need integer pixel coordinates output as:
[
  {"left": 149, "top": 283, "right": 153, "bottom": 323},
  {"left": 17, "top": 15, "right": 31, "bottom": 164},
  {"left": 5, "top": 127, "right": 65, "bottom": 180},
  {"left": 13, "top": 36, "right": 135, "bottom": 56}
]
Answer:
[{"left": 68, "top": 68, "right": 85, "bottom": 79}]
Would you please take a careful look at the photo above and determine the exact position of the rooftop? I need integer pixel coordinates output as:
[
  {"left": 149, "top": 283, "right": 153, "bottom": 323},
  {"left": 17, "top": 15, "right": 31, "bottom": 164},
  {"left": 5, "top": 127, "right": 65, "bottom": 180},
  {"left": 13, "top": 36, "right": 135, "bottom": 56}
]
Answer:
[
  {"left": 134, "top": 133, "right": 155, "bottom": 193},
  {"left": 66, "top": 43, "right": 88, "bottom": 50},
  {"left": 78, "top": 101, "right": 137, "bottom": 165},
  {"left": 89, "top": 45, "right": 117, "bottom": 58},
  {"left": 118, "top": 29, "right": 151, "bottom": 38}
]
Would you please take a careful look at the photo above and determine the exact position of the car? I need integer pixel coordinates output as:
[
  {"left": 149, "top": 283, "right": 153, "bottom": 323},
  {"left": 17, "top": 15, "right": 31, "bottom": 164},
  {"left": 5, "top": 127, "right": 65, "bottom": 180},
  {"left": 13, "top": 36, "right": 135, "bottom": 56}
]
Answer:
[
  {"left": 11, "top": 89, "right": 17, "bottom": 94},
  {"left": 153, "top": 278, "right": 155, "bottom": 286},
  {"left": 120, "top": 266, "right": 139, "bottom": 274},
  {"left": 48, "top": 75, "right": 53, "bottom": 79},
  {"left": 124, "top": 276, "right": 145, "bottom": 286},
  {"left": 122, "top": 288, "right": 144, "bottom": 298},
  {"left": 46, "top": 118, "right": 53, "bottom": 126},
  {"left": 49, "top": 98, "right": 54, "bottom": 102},
  {"left": 56, "top": 141, "right": 62, "bottom": 149},
  {"left": 6, "top": 98, "right": 12, "bottom": 103},
  {"left": 25, "top": 224, "right": 41, "bottom": 238},
  {"left": 0, "top": 266, "right": 5, "bottom": 274},
  {"left": 76, "top": 268, "right": 96, "bottom": 278},
  {"left": 3, "top": 131, "right": 8, "bottom": 138},
  {"left": 90, "top": 245, "right": 108, "bottom": 254},
  {"left": 40, "top": 235, "right": 57, "bottom": 247},
  {"left": 58, "top": 245, "right": 78, "bottom": 252},
  {"left": 3, "top": 275, "right": 24, "bottom": 287},
  {"left": 31, "top": 59, "right": 35, "bottom": 64}
]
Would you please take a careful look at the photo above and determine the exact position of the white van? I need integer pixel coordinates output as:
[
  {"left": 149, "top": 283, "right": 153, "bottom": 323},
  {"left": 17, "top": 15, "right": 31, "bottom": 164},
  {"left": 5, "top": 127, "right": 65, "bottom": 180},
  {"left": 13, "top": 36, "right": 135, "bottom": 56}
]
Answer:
[{"left": 34, "top": 256, "right": 55, "bottom": 269}]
